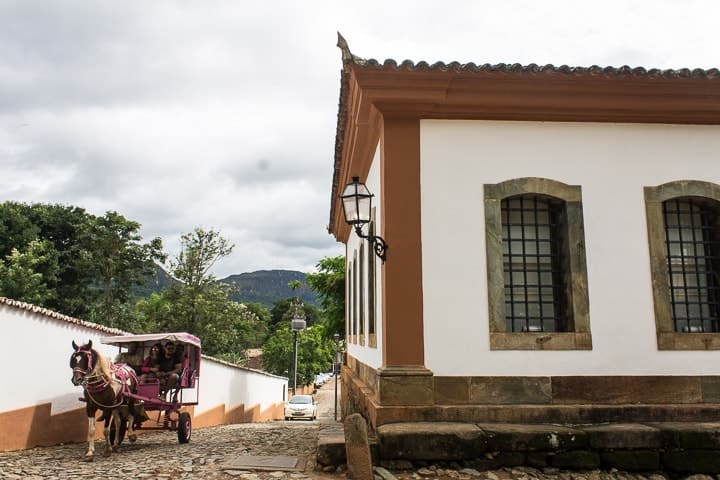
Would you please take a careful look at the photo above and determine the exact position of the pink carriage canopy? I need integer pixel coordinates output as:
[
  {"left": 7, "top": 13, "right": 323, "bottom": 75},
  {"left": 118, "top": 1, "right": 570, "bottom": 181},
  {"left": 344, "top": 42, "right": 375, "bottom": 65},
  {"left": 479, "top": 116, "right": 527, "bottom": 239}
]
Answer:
[{"left": 101, "top": 332, "right": 201, "bottom": 349}]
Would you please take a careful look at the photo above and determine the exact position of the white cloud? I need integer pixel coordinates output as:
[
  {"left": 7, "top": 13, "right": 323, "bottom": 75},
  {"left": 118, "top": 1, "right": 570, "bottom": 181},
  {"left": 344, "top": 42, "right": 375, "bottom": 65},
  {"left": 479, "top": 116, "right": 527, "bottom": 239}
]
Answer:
[{"left": 0, "top": 0, "right": 717, "bottom": 277}]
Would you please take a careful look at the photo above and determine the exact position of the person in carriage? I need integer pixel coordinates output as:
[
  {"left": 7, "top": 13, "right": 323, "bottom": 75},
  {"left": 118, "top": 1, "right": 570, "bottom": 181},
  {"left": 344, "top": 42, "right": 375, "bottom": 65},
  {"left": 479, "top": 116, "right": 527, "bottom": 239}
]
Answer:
[
  {"left": 114, "top": 343, "right": 144, "bottom": 374},
  {"left": 158, "top": 342, "right": 183, "bottom": 391},
  {"left": 139, "top": 343, "right": 163, "bottom": 383}
]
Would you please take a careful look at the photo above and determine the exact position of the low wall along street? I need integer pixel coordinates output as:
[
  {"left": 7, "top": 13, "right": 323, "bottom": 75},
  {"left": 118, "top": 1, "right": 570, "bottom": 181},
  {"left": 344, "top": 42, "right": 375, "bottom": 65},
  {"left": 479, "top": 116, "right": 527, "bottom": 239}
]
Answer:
[{"left": 0, "top": 297, "right": 288, "bottom": 452}]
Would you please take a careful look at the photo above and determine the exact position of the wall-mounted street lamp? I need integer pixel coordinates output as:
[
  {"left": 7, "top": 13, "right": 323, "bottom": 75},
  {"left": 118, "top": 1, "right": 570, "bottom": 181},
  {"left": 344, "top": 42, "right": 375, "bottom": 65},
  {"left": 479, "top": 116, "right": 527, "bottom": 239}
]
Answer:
[
  {"left": 290, "top": 298, "right": 306, "bottom": 396},
  {"left": 340, "top": 176, "right": 388, "bottom": 263}
]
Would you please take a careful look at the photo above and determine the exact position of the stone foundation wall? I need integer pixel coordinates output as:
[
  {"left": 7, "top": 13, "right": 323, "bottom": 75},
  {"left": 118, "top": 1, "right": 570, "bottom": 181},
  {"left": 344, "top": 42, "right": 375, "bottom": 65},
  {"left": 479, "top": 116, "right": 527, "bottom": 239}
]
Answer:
[
  {"left": 375, "top": 421, "right": 720, "bottom": 474},
  {"left": 341, "top": 358, "right": 720, "bottom": 429}
]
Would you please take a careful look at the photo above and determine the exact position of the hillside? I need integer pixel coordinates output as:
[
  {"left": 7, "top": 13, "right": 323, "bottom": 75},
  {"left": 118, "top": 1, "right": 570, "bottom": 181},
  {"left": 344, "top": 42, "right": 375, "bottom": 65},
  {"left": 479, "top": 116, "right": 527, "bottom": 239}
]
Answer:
[
  {"left": 135, "top": 267, "right": 317, "bottom": 308},
  {"left": 133, "top": 264, "right": 178, "bottom": 298},
  {"left": 220, "top": 270, "right": 318, "bottom": 308}
]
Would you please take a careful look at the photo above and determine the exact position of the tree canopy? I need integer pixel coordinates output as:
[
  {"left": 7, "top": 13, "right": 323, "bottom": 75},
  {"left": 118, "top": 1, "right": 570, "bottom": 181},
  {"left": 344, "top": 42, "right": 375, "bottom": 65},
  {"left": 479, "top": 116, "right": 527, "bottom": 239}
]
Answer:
[{"left": 0, "top": 201, "right": 345, "bottom": 379}]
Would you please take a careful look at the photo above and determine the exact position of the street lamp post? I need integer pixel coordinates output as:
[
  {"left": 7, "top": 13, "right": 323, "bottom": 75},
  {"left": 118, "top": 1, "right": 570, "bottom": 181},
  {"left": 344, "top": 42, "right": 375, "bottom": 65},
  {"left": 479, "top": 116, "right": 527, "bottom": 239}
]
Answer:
[{"left": 290, "top": 298, "right": 306, "bottom": 396}]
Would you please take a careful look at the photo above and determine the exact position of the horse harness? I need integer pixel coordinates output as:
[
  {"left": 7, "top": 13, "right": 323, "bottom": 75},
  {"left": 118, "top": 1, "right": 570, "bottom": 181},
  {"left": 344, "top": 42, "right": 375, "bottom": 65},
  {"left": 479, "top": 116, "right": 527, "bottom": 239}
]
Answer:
[{"left": 74, "top": 348, "right": 138, "bottom": 409}]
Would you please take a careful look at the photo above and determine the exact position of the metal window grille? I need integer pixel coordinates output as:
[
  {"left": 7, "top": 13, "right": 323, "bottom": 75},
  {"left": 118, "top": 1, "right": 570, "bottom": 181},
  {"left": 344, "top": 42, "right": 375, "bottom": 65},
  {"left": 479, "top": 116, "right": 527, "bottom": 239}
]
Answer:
[
  {"left": 368, "top": 212, "right": 376, "bottom": 336},
  {"left": 359, "top": 243, "right": 365, "bottom": 336},
  {"left": 502, "top": 195, "right": 566, "bottom": 332},
  {"left": 663, "top": 198, "right": 720, "bottom": 333}
]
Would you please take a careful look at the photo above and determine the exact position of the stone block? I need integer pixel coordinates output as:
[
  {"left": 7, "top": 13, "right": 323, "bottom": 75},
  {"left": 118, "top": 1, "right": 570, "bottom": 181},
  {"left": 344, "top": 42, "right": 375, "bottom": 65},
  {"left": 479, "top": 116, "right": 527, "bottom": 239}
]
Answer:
[
  {"left": 478, "top": 423, "right": 587, "bottom": 451},
  {"left": 344, "top": 413, "right": 374, "bottom": 480},
  {"left": 526, "top": 451, "right": 549, "bottom": 468},
  {"left": 377, "top": 368, "right": 433, "bottom": 406},
  {"left": 434, "top": 377, "right": 470, "bottom": 405},
  {"left": 662, "top": 449, "right": 720, "bottom": 474},
  {"left": 653, "top": 422, "right": 720, "bottom": 449},
  {"left": 599, "top": 450, "right": 660, "bottom": 471},
  {"left": 701, "top": 377, "right": 720, "bottom": 402},
  {"left": 377, "top": 422, "right": 486, "bottom": 461},
  {"left": 582, "top": 423, "right": 662, "bottom": 449},
  {"left": 551, "top": 376, "right": 702, "bottom": 404},
  {"left": 470, "top": 377, "right": 551, "bottom": 404},
  {"left": 317, "top": 433, "right": 346, "bottom": 466},
  {"left": 549, "top": 450, "right": 601, "bottom": 469}
]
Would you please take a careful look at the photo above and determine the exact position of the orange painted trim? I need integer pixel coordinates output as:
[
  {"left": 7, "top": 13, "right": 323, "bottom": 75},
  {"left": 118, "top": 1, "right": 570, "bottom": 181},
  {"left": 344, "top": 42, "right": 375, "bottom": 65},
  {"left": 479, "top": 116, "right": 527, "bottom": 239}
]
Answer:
[
  {"left": 0, "top": 401, "right": 286, "bottom": 452},
  {"left": 380, "top": 117, "right": 424, "bottom": 368},
  {"left": 329, "top": 63, "right": 720, "bottom": 236}
]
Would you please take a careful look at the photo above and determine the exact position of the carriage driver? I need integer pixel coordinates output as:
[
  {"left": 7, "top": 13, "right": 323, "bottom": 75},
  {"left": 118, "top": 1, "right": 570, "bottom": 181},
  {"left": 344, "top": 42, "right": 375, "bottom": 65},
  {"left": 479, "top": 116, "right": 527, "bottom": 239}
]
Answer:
[
  {"left": 158, "top": 342, "right": 183, "bottom": 390},
  {"left": 114, "top": 342, "right": 144, "bottom": 373}
]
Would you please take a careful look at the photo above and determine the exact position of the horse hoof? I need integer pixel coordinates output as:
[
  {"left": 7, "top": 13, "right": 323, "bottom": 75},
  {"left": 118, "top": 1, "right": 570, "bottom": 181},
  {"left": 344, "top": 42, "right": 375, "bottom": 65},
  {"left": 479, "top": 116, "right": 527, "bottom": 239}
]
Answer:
[
  {"left": 82, "top": 455, "right": 94, "bottom": 462},
  {"left": 128, "top": 434, "right": 137, "bottom": 443},
  {"left": 103, "top": 449, "right": 112, "bottom": 457}
]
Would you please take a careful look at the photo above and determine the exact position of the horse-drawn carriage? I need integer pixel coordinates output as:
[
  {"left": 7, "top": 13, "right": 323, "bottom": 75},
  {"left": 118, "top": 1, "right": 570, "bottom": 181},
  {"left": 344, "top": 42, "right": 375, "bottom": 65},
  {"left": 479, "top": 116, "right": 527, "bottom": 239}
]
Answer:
[{"left": 70, "top": 332, "right": 201, "bottom": 460}]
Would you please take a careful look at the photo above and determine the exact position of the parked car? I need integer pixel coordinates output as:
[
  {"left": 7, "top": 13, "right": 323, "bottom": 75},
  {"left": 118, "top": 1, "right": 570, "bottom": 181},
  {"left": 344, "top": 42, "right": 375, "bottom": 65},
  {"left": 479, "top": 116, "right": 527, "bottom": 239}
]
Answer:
[
  {"left": 284, "top": 394, "right": 317, "bottom": 421},
  {"left": 314, "top": 372, "right": 331, "bottom": 388}
]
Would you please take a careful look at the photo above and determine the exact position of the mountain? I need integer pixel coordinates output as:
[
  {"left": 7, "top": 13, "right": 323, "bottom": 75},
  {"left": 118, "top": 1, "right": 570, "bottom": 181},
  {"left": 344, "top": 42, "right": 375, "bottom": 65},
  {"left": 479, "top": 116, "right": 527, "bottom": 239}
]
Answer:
[
  {"left": 220, "top": 270, "right": 318, "bottom": 308},
  {"left": 133, "top": 264, "right": 178, "bottom": 298},
  {"left": 135, "top": 267, "right": 317, "bottom": 309}
]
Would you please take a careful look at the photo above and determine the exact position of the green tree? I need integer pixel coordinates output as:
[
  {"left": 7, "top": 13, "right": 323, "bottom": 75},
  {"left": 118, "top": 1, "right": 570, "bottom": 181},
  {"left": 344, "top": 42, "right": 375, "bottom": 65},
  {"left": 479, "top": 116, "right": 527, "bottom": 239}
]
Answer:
[
  {"left": 0, "top": 202, "right": 40, "bottom": 259},
  {"left": 27, "top": 203, "right": 96, "bottom": 317},
  {"left": 142, "top": 227, "right": 261, "bottom": 360},
  {"left": 0, "top": 239, "right": 59, "bottom": 304},
  {"left": 84, "top": 211, "right": 165, "bottom": 328},
  {"left": 262, "top": 324, "right": 334, "bottom": 386},
  {"left": 168, "top": 227, "right": 234, "bottom": 333},
  {"left": 269, "top": 298, "right": 320, "bottom": 332},
  {"left": 306, "top": 255, "right": 345, "bottom": 337}
]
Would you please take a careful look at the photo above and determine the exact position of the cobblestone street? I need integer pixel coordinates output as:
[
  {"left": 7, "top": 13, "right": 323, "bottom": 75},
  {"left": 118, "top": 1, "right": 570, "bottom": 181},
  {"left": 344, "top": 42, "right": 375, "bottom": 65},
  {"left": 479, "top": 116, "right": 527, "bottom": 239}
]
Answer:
[{"left": 0, "top": 421, "right": 335, "bottom": 480}]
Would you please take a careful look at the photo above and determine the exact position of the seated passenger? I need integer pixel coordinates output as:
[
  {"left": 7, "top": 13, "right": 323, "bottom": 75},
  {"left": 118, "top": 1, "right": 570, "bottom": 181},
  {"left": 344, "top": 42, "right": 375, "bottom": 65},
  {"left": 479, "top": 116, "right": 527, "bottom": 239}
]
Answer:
[
  {"left": 139, "top": 343, "right": 162, "bottom": 383},
  {"left": 114, "top": 343, "right": 144, "bottom": 374},
  {"left": 158, "top": 342, "right": 183, "bottom": 391}
]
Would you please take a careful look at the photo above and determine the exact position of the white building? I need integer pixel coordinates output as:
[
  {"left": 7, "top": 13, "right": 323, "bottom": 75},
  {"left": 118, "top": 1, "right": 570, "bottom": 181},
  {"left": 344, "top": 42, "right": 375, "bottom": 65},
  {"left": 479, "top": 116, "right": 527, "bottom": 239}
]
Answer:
[{"left": 330, "top": 37, "right": 720, "bottom": 429}]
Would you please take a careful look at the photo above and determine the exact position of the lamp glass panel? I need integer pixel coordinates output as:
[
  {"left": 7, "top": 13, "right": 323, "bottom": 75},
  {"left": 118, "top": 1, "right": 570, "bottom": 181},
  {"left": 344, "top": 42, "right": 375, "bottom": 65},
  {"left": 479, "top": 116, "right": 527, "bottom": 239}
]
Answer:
[
  {"left": 357, "top": 195, "right": 372, "bottom": 222},
  {"left": 342, "top": 195, "right": 359, "bottom": 223}
]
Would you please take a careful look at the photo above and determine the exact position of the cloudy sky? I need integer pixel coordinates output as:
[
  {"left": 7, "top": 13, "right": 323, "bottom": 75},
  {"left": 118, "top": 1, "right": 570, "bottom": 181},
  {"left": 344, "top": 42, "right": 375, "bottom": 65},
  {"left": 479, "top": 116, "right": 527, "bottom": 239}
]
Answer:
[{"left": 0, "top": 1, "right": 717, "bottom": 278}]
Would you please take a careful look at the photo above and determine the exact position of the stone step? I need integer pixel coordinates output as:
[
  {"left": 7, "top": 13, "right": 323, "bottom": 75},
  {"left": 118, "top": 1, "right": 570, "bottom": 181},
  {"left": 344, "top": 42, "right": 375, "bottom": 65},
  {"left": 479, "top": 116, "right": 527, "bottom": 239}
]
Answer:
[{"left": 317, "top": 421, "right": 720, "bottom": 474}]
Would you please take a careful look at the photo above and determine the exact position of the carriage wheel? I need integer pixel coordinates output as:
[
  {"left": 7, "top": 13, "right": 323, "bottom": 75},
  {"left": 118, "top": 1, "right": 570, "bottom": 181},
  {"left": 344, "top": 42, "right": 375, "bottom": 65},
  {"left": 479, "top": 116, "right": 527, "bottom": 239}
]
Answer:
[
  {"left": 177, "top": 412, "right": 191, "bottom": 444},
  {"left": 109, "top": 419, "right": 127, "bottom": 445}
]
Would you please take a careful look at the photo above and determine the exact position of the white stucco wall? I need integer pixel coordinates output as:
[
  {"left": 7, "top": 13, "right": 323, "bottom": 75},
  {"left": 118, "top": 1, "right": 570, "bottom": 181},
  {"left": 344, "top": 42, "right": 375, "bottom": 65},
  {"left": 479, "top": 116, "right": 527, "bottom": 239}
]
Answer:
[
  {"left": 420, "top": 119, "right": 720, "bottom": 377},
  {"left": 346, "top": 142, "right": 383, "bottom": 369},
  {"left": 3, "top": 301, "right": 287, "bottom": 419}
]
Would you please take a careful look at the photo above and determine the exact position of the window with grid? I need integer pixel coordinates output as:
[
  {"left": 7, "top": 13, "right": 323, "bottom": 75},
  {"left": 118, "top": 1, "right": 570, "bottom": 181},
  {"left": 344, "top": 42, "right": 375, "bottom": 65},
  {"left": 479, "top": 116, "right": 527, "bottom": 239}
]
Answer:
[
  {"left": 502, "top": 195, "right": 568, "bottom": 333},
  {"left": 485, "top": 178, "right": 591, "bottom": 350},
  {"left": 663, "top": 198, "right": 720, "bottom": 333}
]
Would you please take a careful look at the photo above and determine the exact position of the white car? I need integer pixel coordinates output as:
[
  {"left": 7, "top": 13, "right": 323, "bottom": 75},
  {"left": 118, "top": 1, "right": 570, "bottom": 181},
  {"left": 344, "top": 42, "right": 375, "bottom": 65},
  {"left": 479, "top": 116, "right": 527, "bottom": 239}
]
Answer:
[{"left": 284, "top": 395, "right": 317, "bottom": 421}]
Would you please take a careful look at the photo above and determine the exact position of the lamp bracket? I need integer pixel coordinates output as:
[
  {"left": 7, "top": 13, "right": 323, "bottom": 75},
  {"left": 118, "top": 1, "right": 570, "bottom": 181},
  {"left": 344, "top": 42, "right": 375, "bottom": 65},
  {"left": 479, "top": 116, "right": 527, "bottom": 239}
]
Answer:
[{"left": 354, "top": 224, "right": 387, "bottom": 263}]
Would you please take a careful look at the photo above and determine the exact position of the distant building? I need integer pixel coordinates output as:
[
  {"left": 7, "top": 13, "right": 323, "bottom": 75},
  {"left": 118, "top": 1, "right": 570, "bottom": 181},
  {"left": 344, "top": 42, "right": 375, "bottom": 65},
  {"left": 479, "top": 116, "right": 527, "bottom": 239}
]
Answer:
[
  {"left": 244, "top": 348, "right": 264, "bottom": 370},
  {"left": 329, "top": 36, "right": 720, "bottom": 430}
]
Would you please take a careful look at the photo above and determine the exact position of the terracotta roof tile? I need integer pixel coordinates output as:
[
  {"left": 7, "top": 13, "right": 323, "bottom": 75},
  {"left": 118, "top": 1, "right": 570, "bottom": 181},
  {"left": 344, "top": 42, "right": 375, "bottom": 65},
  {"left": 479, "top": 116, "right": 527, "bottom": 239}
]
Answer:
[
  {"left": 349, "top": 53, "right": 720, "bottom": 79},
  {"left": 0, "top": 296, "right": 126, "bottom": 335}
]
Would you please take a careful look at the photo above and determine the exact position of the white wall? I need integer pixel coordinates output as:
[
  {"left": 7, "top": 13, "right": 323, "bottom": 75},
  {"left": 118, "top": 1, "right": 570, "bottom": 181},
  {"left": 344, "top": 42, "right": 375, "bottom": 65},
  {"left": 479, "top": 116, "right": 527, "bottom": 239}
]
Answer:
[
  {"left": 420, "top": 120, "right": 720, "bottom": 377},
  {"left": 2, "top": 300, "right": 287, "bottom": 419},
  {"left": 346, "top": 142, "right": 383, "bottom": 369}
]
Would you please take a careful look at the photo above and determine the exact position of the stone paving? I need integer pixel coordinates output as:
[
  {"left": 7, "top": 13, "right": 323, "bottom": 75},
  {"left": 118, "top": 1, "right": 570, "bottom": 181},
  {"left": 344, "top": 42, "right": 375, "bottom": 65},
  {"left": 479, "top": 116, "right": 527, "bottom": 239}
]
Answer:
[{"left": 0, "top": 421, "right": 332, "bottom": 480}]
